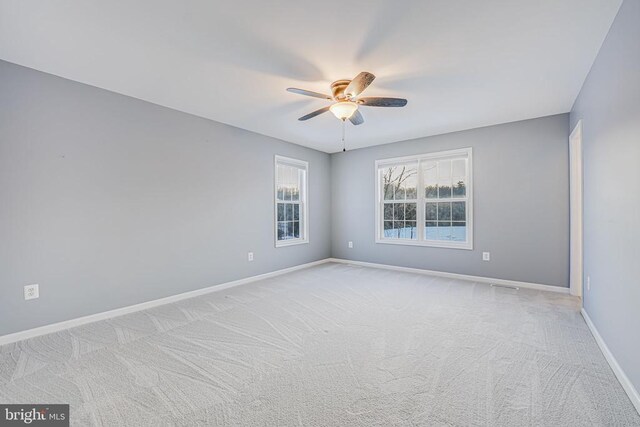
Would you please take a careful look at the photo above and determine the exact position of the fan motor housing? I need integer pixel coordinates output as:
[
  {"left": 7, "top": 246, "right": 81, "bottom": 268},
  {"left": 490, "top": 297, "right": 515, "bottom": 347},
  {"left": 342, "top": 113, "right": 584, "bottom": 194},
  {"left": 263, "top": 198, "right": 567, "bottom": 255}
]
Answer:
[{"left": 330, "top": 80, "right": 351, "bottom": 100}]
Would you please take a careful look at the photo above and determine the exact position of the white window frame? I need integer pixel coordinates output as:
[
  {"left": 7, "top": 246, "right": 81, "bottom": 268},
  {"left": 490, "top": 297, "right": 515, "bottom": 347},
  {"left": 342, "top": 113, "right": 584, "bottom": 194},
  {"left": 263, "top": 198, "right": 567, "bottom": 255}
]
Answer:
[
  {"left": 375, "top": 147, "right": 473, "bottom": 250},
  {"left": 274, "top": 155, "right": 309, "bottom": 247}
]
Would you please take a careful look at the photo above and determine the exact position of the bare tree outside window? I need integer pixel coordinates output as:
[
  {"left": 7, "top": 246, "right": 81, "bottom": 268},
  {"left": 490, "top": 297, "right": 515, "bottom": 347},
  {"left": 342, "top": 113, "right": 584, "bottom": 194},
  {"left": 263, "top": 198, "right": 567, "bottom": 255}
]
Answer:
[
  {"left": 382, "top": 165, "right": 418, "bottom": 239},
  {"left": 377, "top": 149, "right": 472, "bottom": 248}
]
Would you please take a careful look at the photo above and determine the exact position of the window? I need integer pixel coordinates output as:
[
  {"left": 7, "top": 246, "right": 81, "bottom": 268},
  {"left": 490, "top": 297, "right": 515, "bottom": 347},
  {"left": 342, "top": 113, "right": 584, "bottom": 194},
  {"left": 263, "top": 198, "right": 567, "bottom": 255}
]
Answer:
[
  {"left": 375, "top": 148, "right": 472, "bottom": 249},
  {"left": 275, "top": 155, "right": 308, "bottom": 247}
]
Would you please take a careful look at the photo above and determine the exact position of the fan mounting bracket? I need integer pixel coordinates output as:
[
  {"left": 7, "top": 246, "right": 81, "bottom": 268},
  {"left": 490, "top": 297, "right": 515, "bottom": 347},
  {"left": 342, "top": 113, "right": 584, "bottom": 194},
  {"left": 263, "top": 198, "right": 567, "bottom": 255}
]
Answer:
[{"left": 330, "top": 79, "right": 351, "bottom": 101}]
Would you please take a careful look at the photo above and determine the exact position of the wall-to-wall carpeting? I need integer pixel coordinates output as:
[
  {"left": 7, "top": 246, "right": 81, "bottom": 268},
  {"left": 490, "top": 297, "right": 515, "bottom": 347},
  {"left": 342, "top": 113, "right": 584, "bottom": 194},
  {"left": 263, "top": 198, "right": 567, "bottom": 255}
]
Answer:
[{"left": 1, "top": 264, "right": 637, "bottom": 425}]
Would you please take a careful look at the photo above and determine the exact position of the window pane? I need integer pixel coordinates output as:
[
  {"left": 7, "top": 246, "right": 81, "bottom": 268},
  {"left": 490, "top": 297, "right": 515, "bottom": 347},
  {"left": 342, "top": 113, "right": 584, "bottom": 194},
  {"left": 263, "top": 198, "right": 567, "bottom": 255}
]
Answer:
[
  {"left": 426, "top": 202, "right": 437, "bottom": 221},
  {"left": 404, "top": 173, "right": 417, "bottom": 199},
  {"left": 393, "top": 203, "right": 405, "bottom": 221},
  {"left": 438, "top": 160, "right": 452, "bottom": 179},
  {"left": 293, "top": 221, "right": 300, "bottom": 238},
  {"left": 452, "top": 202, "right": 465, "bottom": 221},
  {"left": 438, "top": 202, "right": 451, "bottom": 221},
  {"left": 384, "top": 221, "right": 394, "bottom": 237},
  {"left": 286, "top": 204, "right": 293, "bottom": 221},
  {"left": 381, "top": 164, "right": 418, "bottom": 201},
  {"left": 437, "top": 222, "right": 452, "bottom": 240},
  {"left": 384, "top": 203, "right": 393, "bottom": 220},
  {"left": 393, "top": 221, "right": 404, "bottom": 238},
  {"left": 425, "top": 221, "right": 437, "bottom": 240},
  {"left": 404, "top": 221, "right": 417, "bottom": 239},
  {"left": 291, "top": 169, "right": 302, "bottom": 201},
  {"left": 384, "top": 181, "right": 394, "bottom": 200},
  {"left": 405, "top": 186, "right": 416, "bottom": 199},
  {"left": 293, "top": 204, "right": 300, "bottom": 221},
  {"left": 382, "top": 167, "right": 394, "bottom": 200},
  {"left": 438, "top": 182, "right": 452, "bottom": 198},
  {"left": 276, "top": 165, "right": 286, "bottom": 201},
  {"left": 277, "top": 164, "right": 302, "bottom": 203},
  {"left": 423, "top": 161, "right": 437, "bottom": 182},
  {"left": 385, "top": 221, "right": 401, "bottom": 238},
  {"left": 287, "top": 222, "right": 294, "bottom": 239},
  {"left": 277, "top": 222, "right": 286, "bottom": 240},
  {"left": 425, "top": 184, "right": 438, "bottom": 199},
  {"left": 438, "top": 160, "right": 452, "bottom": 198},
  {"left": 452, "top": 222, "right": 466, "bottom": 241},
  {"left": 453, "top": 178, "right": 466, "bottom": 197},
  {"left": 423, "top": 160, "right": 437, "bottom": 199},
  {"left": 405, "top": 203, "right": 417, "bottom": 221},
  {"left": 277, "top": 203, "right": 285, "bottom": 221},
  {"left": 452, "top": 159, "right": 466, "bottom": 177}
]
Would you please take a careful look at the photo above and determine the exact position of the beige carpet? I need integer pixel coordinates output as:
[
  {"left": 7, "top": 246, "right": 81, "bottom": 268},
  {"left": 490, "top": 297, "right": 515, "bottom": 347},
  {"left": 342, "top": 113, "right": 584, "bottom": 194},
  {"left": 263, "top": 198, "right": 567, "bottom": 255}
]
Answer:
[{"left": 1, "top": 262, "right": 638, "bottom": 426}]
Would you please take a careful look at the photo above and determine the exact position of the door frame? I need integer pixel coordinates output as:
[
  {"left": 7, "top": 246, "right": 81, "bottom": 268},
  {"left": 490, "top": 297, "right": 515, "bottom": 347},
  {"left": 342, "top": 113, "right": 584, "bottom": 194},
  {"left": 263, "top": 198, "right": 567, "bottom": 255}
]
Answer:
[{"left": 569, "top": 120, "right": 583, "bottom": 298}]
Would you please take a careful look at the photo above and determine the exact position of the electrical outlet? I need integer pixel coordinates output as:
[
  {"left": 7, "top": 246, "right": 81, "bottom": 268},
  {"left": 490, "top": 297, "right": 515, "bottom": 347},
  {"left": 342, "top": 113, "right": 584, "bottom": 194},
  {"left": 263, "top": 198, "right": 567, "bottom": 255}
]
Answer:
[
  {"left": 482, "top": 252, "right": 490, "bottom": 261},
  {"left": 587, "top": 276, "right": 590, "bottom": 291},
  {"left": 24, "top": 284, "right": 39, "bottom": 300},
  {"left": 247, "top": 252, "right": 254, "bottom": 262},
  {"left": 348, "top": 241, "right": 353, "bottom": 248}
]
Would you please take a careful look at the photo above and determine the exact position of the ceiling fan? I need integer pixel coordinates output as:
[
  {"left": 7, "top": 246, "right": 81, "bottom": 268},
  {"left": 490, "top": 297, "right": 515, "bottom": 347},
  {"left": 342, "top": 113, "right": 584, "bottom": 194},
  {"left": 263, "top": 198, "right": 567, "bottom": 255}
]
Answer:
[{"left": 286, "top": 72, "right": 407, "bottom": 126}]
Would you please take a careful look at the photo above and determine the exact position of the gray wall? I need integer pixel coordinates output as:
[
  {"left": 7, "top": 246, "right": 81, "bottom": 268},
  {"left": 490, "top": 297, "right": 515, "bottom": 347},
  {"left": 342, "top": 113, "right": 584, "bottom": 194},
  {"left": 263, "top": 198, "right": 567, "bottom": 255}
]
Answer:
[
  {"left": 0, "top": 59, "right": 575, "bottom": 338},
  {"left": 331, "top": 114, "right": 570, "bottom": 287},
  {"left": 0, "top": 60, "right": 331, "bottom": 336},
  {"left": 570, "top": 0, "right": 640, "bottom": 392}
]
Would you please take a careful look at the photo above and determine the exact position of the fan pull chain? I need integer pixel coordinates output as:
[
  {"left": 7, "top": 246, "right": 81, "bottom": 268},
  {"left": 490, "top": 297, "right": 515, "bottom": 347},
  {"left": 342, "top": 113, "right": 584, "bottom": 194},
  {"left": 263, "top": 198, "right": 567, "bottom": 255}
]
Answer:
[{"left": 342, "top": 118, "right": 346, "bottom": 152}]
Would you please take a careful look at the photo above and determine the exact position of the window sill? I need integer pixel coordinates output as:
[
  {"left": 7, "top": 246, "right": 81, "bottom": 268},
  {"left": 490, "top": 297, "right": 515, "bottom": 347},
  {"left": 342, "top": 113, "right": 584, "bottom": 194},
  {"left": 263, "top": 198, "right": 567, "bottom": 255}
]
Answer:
[
  {"left": 375, "top": 238, "right": 473, "bottom": 250},
  {"left": 276, "top": 238, "right": 309, "bottom": 248}
]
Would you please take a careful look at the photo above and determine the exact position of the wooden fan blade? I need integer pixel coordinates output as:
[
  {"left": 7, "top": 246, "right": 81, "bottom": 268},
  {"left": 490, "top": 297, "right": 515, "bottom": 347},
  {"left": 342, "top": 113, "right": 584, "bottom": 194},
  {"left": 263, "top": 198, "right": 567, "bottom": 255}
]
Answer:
[
  {"left": 358, "top": 97, "right": 408, "bottom": 107},
  {"left": 349, "top": 110, "right": 364, "bottom": 125},
  {"left": 345, "top": 72, "right": 376, "bottom": 98},
  {"left": 298, "top": 106, "right": 331, "bottom": 121},
  {"left": 287, "top": 87, "right": 332, "bottom": 100}
]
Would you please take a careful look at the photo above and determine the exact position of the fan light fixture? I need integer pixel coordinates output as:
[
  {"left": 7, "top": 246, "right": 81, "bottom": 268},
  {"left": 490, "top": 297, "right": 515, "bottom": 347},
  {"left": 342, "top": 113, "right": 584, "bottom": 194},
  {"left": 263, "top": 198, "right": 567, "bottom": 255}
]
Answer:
[
  {"left": 286, "top": 71, "right": 407, "bottom": 126},
  {"left": 330, "top": 101, "right": 358, "bottom": 120}
]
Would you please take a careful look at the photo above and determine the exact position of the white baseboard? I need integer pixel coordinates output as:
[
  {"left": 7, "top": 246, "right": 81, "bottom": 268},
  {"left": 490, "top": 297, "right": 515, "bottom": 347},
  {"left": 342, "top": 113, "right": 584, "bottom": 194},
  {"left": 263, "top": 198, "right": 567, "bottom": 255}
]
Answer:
[
  {"left": 0, "top": 257, "right": 571, "bottom": 347},
  {"left": 0, "top": 258, "right": 332, "bottom": 347},
  {"left": 328, "top": 258, "right": 570, "bottom": 294},
  {"left": 581, "top": 308, "right": 640, "bottom": 414}
]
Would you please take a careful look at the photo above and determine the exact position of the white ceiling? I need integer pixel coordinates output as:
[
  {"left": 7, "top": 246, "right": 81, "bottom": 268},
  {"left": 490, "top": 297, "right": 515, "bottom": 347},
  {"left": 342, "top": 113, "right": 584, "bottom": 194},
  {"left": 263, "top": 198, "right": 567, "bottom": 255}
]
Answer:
[{"left": 0, "top": 1, "right": 621, "bottom": 153}]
